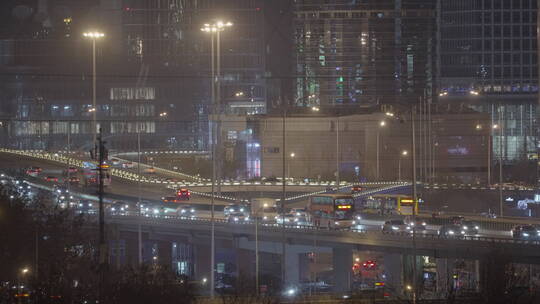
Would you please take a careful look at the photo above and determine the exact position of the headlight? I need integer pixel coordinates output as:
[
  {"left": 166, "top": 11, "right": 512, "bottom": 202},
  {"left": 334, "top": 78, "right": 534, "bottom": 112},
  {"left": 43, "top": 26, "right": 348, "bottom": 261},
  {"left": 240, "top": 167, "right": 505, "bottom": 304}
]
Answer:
[
  {"left": 463, "top": 226, "right": 468, "bottom": 230},
  {"left": 356, "top": 216, "right": 361, "bottom": 220},
  {"left": 352, "top": 221, "right": 356, "bottom": 225},
  {"left": 60, "top": 196, "right": 65, "bottom": 200},
  {"left": 191, "top": 209, "right": 195, "bottom": 213},
  {"left": 240, "top": 208, "right": 244, "bottom": 212},
  {"left": 448, "top": 230, "right": 455, "bottom": 235},
  {"left": 125, "top": 205, "right": 129, "bottom": 208},
  {"left": 263, "top": 216, "right": 268, "bottom": 220},
  {"left": 335, "top": 221, "right": 339, "bottom": 225},
  {"left": 230, "top": 209, "right": 235, "bottom": 212},
  {"left": 296, "top": 212, "right": 301, "bottom": 216},
  {"left": 79, "top": 203, "right": 83, "bottom": 207},
  {"left": 461, "top": 230, "right": 466, "bottom": 234},
  {"left": 406, "top": 226, "right": 411, "bottom": 230},
  {"left": 523, "top": 233, "right": 530, "bottom": 237},
  {"left": 475, "top": 226, "right": 479, "bottom": 230},
  {"left": 245, "top": 217, "right": 250, "bottom": 221},
  {"left": 392, "top": 226, "right": 399, "bottom": 230},
  {"left": 89, "top": 203, "right": 93, "bottom": 207},
  {"left": 234, "top": 217, "right": 239, "bottom": 221},
  {"left": 294, "top": 218, "right": 298, "bottom": 222},
  {"left": 70, "top": 196, "right": 74, "bottom": 199},
  {"left": 422, "top": 222, "right": 427, "bottom": 226},
  {"left": 120, "top": 207, "right": 125, "bottom": 211},
  {"left": 111, "top": 207, "right": 116, "bottom": 211},
  {"left": 153, "top": 209, "right": 160, "bottom": 214},
  {"left": 181, "top": 210, "right": 186, "bottom": 213}
]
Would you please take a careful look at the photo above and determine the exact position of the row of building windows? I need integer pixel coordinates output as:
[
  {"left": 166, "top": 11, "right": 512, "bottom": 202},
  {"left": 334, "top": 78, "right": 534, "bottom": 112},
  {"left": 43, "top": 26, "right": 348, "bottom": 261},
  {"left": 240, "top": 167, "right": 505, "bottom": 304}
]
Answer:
[
  {"left": 443, "top": 11, "right": 537, "bottom": 25},
  {"left": 12, "top": 121, "right": 156, "bottom": 136},
  {"left": 296, "top": 10, "right": 434, "bottom": 20},
  {"left": 442, "top": 0, "right": 537, "bottom": 10}
]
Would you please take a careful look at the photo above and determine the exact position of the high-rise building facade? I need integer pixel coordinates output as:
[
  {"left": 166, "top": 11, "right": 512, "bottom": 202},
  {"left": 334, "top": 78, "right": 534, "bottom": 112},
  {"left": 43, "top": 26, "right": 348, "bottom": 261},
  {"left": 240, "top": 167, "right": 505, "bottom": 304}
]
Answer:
[
  {"left": 439, "top": 0, "right": 538, "bottom": 163},
  {"left": 0, "top": 0, "right": 269, "bottom": 151},
  {"left": 293, "top": 0, "right": 436, "bottom": 109}
]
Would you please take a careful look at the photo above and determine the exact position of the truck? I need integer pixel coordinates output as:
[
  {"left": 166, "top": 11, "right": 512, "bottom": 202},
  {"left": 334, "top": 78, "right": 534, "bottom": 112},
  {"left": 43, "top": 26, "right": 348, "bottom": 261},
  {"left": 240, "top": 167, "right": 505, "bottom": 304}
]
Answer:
[{"left": 250, "top": 198, "right": 279, "bottom": 223}]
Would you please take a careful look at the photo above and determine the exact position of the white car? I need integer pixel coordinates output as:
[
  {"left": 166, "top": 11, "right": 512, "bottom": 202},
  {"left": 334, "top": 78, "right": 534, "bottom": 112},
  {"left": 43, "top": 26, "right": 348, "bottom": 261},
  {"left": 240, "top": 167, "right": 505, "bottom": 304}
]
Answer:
[
  {"left": 276, "top": 214, "right": 299, "bottom": 225},
  {"left": 289, "top": 208, "right": 307, "bottom": 218},
  {"left": 122, "top": 162, "right": 135, "bottom": 169},
  {"left": 382, "top": 220, "right": 409, "bottom": 233},
  {"left": 227, "top": 212, "right": 250, "bottom": 223}
]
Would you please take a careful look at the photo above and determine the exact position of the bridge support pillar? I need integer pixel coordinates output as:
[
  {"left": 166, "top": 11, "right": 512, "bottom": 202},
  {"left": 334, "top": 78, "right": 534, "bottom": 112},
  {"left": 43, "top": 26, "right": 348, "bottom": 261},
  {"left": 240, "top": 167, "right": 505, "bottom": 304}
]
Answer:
[
  {"left": 384, "top": 253, "right": 404, "bottom": 295},
  {"left": 194, "top": 244, "right": 211, "bottom": 282},
  {"left": 157, "top": 240, "right": 173, "bottom": 267},
  {"left": 332, "top": 246, "right": 352, "bottom": 293},
  {"left": 285, "top": 248, "right": 301, "bottom": 287},
  {"left": 436, "top": 258, "right": 455, "bottom": 297}
]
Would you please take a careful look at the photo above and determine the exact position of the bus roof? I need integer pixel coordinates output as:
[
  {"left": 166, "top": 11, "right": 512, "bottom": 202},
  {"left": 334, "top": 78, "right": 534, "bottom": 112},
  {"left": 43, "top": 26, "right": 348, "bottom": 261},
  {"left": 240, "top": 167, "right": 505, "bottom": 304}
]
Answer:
[
  {"left": 368, "top": 194, "right": 411, "bottom": 199},
  {"left": 311, "top": 193, "right": 354, "bottom": 199}
]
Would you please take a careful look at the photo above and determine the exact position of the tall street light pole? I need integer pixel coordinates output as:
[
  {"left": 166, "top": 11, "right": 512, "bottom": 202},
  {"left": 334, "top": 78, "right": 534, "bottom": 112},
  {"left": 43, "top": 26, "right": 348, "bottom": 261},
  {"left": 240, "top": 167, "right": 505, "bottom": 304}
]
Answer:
[
  {"left": 377, "top": 120, "right": 386, "bottom": 180},
  {"left": 398, "top": 150, "right": 408, "bottom": 181},
  {"left": 201, "top": 21, "right": 232, "bottom": 299},
  {"left": 493, "top": 122, "right": 504, "bottom": 217},
  {"left": 83, "top": 31, "right": 104, "bottom": 146}
]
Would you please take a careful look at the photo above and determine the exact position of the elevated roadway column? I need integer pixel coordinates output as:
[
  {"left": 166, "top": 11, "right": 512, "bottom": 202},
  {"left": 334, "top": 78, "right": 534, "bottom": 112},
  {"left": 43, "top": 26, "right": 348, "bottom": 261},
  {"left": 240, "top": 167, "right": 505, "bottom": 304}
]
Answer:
[
  {"left": 332, "top": 246, "right": 353, "bottom": 293},
  {"left": 384, "top": 252, "right": 404, "bottom": 296}
]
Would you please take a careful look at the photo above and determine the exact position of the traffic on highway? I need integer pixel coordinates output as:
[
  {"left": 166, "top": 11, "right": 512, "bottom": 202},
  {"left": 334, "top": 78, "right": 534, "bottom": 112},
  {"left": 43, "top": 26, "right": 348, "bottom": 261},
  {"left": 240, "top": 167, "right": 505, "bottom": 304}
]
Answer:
[{"left": 2, "top": 162, "right": 538, "bottom": 244}]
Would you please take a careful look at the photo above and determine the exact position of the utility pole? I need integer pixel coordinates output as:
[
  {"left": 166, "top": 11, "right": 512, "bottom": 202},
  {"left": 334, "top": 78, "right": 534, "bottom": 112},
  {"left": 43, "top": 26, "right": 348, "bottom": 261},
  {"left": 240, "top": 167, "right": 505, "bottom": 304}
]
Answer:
[
  {"left": 137, "top": 130, "right": 142, "bottom": 265},
  {"left": 411, "top": 105, "right": 418, "bottom": 304},
  {"left": 94, "top": 128, "right": 108, "bottom": 303},
  {"left": 281, "top": 103, "right": 287, "bottom": 289}
]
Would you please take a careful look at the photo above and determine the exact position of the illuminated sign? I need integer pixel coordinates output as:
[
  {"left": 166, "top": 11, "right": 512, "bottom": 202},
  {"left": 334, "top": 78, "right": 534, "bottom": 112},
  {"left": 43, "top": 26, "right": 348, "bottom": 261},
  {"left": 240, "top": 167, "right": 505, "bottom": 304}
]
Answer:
[{"left": 337, "top": 205, "right": 352, "bottom": 209}]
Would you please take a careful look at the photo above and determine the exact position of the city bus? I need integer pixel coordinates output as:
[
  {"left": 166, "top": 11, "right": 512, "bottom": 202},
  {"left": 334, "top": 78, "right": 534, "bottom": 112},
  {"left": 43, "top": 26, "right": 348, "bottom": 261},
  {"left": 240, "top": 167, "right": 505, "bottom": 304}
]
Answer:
[
  {"left": 307, "top": 194, "right": 355, "bottom": 228},
  {"left": 359, "top": 194, "right": 418, "bottom": 216}
]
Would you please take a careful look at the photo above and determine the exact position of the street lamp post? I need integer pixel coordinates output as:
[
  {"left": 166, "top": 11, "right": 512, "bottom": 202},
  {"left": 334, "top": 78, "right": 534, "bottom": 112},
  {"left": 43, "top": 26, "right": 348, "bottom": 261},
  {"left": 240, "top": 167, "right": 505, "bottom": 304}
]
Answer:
[
  {"left": 83, "top": 31, "right": 104, "bottom": 146},
  {"left": 201, "top": 20, "right": 233, "bottom": 299},
  {"left": 492, "top": 122, "right": 504, "bottom": 217},
  {"left": 398, "top": 150, "right": 408, "bottom": 181},
  {"left": 377, "top": 120, "right": 386, "bottom": 180},
  {"left": 288, "top": 152, "right": 295, "bottom": 180}
]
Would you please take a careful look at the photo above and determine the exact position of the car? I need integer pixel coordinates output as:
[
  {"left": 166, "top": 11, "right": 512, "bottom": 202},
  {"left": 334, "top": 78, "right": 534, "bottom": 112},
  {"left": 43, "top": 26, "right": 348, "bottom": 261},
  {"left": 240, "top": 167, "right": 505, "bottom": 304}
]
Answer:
[
  {"left": 227, "top": 212, "right": 250, "bottom": 223},
  {"left": 460, "top": 220, "right": 480, "bottom": 235},
  {"left": 45, "top": 176, "right": 59, "bottom": 182},
  {"left": 110, "top": 158, "right": 121, "bottom": 166},
  {"left": 450, "top": 216, "right": 466, "bottom": 225},
  {"left": 68, "top": 176, "right": 80, "bottom": 185},
  {"left": 110, "top": 201, "right": 131, "bottom": 214},
  {"left": 53, "top": 185, "right": 70, "bottom": 195},
  {"left": 76, "top": 200, "right": 96, "bottom": 214},
  {"left": 144, "top": 167, "right": 156, "bottom": 174},
  {"left": 289, "top": 208, "right": 307, "bottom": 218},
  {"left": 122, "top": 162, "right": 135, "bottom": 169},
  {"left": 351, "top": 185, "right": 363, "bottom": 193},
  {"left": 30, "top": 166, "right": 43, "bottom": 173},
  {"left": 224, "top": 204, "right": 249, "bottom": 216},
  {"left": 177, "top": 205, "right": 196, "bottom": 218},
  {"left": 176, "top": 188, "right": 191, "bottom": 200},
  {"left": 438, "top": 224, "right": 466, "bottom": 237},
  {"left": 511, "top": 225, "right": 540, "bottom": 240},
  {"left": 140, "top": 202, "right": 164, "bottom": 216},
  {"left": 276, "top": 213, "right": 299, "bottom": 225},
  {"left": 404, "top": 217, "right": 427, "bottom": 231},
  {"left": 26, "top": 169, "right": 39, "bottom": 177},
  {"left": 381, "top": 220, "right": 408, "bottom": 233}
]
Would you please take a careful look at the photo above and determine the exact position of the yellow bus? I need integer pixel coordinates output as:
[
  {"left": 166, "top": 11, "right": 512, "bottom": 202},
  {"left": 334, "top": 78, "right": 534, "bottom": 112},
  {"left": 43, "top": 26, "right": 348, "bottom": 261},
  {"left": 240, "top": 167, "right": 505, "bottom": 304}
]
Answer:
[{"left": 360, "top": 194, "right": 418, "bottom": 216}]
